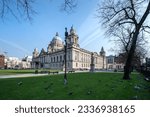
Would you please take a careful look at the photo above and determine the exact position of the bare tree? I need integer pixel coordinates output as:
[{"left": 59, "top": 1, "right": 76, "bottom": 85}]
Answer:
[
  {"left": 97, "top": 0, "right": 150, "bottom": 80},
  {"left": 61, "top": 0, "right": 77, "bottom": 13},
  {"left": 113, "top": 25, "right": 148, "bottom": 62},
  {"left": 0, "top": 0, "right": 36, "bottom": 21},
  {"left": 0, "top": 0, "right": 77, "bottom": 21}
]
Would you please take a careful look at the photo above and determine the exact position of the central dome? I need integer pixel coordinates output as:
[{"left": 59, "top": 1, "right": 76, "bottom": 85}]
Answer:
[
  {"left": 50, "top": 32, "right": 64, "bottom": 51},
  {"left": 52, "top": 32, "right": 62, "bottom": 41}
]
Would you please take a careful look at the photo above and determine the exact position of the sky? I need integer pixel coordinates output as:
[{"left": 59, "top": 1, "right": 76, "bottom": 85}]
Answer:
[{"left": 0, "top": 0, "right": 115, "bottom": 58}]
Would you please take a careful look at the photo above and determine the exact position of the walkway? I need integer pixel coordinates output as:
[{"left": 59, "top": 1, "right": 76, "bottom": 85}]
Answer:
[
  {"left": 0, "top": 70, "right": 89, "bottom": 79},
  {"left": 0, "top": 74, "right": 49, "bottom": 79}
]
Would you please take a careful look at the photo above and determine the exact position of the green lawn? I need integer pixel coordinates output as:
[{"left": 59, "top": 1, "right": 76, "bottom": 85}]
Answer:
[{"left": 0, "top": 72, "right": 149, "bottom": 100}]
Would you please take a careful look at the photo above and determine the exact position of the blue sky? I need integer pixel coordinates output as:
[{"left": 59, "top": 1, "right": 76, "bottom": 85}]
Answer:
[{"left": 0, "top": 0, "right": 114, "bottom": 58}]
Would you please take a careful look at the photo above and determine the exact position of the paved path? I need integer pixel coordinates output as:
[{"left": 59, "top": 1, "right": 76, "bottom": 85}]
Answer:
[
  {"left": 0, "top": 70, "right": 89, "bottom": 79},
  {"left": 0, "top": 74, "right": 49, "bottom": 79}
]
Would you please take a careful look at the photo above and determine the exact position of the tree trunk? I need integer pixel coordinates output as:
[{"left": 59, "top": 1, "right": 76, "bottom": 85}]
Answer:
[
  {"left": 123, "top": 44, "right": 136, "bottom": 80},
  {"left": 123, "top": 29, "right": 139, "bottom": 80}
]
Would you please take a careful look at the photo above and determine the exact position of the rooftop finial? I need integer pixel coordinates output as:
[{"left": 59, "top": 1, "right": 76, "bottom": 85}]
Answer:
[
  {"left": 101, "top": 46, "right": 104, "bottom": 52},
  {"left": 56, "top": 32, "right": 59, "bottom": 36},
  {"left": 70, "top": 25, "right": 76, "bottom": 34},
  {"left": 71, "top": 25, "right": 73, "bottom": 29}
]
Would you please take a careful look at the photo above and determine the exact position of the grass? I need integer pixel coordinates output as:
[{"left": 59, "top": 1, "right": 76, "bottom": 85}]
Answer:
[{"left": 0, "top": 72, "right": 149, "bottom": 100}]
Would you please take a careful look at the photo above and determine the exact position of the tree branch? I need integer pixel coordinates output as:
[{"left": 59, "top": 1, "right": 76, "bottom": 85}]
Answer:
[{"left": 61, "top": 0, "right": 77, "bottom": 13}]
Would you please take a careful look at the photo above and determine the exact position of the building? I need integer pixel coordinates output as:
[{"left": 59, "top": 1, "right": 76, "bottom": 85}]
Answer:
[
  {"left": 106, "top": 55, "right": 124, "bottom": 70},
  {"left": 21, "top": 56, "right": 32, "bottom": 69},
  {"left": 5, "top": 56, "right": 32, "bottom": 69},
  {"left": 5, "top": 57, "right": 20, "bottom": 69},
  {"left": 32, "top": 26, "right": 106, "bottom": 70},
  {"left": 0, "top": 55, "right": 5, "bottom": 69}
]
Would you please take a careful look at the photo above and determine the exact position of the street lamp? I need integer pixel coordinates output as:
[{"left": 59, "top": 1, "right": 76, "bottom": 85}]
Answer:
[{"left": 64, "top": 27, "right": 68, "bottom": 85}]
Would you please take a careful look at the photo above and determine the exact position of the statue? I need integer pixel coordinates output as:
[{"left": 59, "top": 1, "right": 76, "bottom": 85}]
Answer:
[{"left": 90, "top": 53, "right": 95, "bottom": 72}]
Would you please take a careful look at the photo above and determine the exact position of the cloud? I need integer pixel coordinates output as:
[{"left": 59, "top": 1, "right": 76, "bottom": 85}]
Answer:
[
  {"left": 0, "top": 38, "right": 30, "bottom": 55},
  {"left": 77, "top": 7, "right": 108, "bottom": 50}
]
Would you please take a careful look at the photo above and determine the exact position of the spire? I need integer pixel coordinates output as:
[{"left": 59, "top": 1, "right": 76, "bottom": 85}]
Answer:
[
  {"left": 101, "top": 47, "right": 104, "bottom": 52},
  {"left": 71, "top": 25, "right": 73, "bottom": 30},
  {"left": 100, "top": 46, "right": 105, "bottom": 56}
]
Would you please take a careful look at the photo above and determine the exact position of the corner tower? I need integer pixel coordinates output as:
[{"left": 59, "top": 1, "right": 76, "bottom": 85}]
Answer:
[
  {"left": 100, "top": 47, "right": 106, "bottom": 56},
  {"left": 67, "top": 26, "right": 79, "bottom": 47},
  {"left": 100, "top": 47, "right": 106, "bottom": 69},
  {"left": 33, "top": 48, "right": 39, "bottom": 58}
]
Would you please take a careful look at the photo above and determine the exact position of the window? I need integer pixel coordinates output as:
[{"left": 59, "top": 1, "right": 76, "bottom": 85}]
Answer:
[
  {"left": 54, "top": 57, "right": 55, "bottom": 62},
  {"left": 76, "top": 63, "right": 78, "bottom": 67},
  {"left": 81, "top": 54, "right": 83, "bottom": 61},
  {"left": 44, "top": 56, "right": 45, "bottom": 63},
  {"left": 57, "top": 56, "right": 58, "bottom": 62},
  {"left": 108, "top": 58, "right": 114, "bottom": 64},
  {"left": 109, "top": 65, "right": 113, "bottom": 69},
  {"left": 95, "top": 57, "right": 97, "bottom": 64},
  {"left": 60, "top": 55, "right": 62, "bottom": 62},
  {"left": 68, "top": 55, "right": 71, "bottom": 61},
  {"left": 75, "top": 51, "right": 79, "bottom": 61},
  {"left": 68, "top": 63, "right": 69, "bottom": 67}
]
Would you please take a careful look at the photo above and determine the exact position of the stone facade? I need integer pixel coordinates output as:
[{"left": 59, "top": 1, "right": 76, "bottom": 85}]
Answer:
[
  {"left": 32, "top": 26, "right": 106, "bottom": 70},
  {"left": 0, "top": 55, "right": 5, "bottom": 69},
  {"left": 5, "top": 56, "right": 32, "bottom": 69},
  {"left": 106, "top": 55, "right": 124, "bottom": 70}
]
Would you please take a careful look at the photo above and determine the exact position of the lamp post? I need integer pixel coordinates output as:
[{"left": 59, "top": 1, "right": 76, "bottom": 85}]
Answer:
[{"left": 64, "top": 27, "right": 68, "bottom": 85}]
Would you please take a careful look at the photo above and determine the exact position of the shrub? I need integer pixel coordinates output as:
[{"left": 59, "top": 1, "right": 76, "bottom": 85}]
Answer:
[
  {"left": 114, "top": 69, "right": 117, "bottom": 72},
  {"left": 35, "top": 70, "right": 38, "bottom": 74}
]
